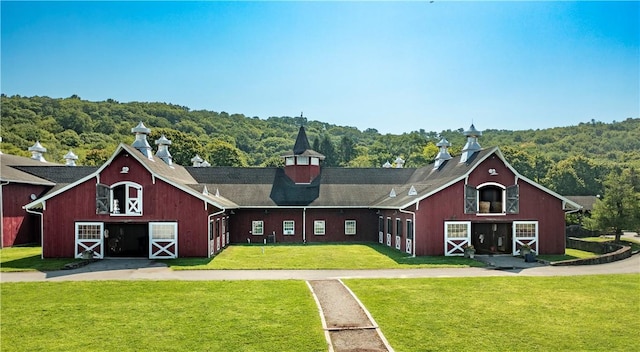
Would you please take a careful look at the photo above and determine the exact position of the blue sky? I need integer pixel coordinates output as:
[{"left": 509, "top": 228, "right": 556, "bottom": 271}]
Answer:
[{"left": 2, "top": 1, "right": 638, "bottom": 134}]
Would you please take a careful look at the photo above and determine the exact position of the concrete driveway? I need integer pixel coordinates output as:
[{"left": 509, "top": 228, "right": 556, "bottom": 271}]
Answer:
[{"left": 1, "top": 253, "right": 638, "bottom": 283}]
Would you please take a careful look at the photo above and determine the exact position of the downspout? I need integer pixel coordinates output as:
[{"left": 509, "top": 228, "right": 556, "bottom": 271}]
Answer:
[
  {"left": 207, "top": 205, "right": 226, "bottom": 258},
  {"left": 399, "top": 207, "right": 416, "bottom": 257},
  {"left": 25, "top": 206, "right": 44, "bottom": 259},
  {"left": 303, "top": 207, "right": 307, "bottom": 243}
]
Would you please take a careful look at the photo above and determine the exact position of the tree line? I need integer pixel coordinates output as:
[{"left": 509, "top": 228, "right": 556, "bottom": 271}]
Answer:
[{"left": 2, "top": 94, "right": 640, "bottom": 201}]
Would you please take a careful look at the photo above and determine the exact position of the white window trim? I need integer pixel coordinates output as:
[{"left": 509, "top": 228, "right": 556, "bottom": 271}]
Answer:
[
  {"left": 476, "top": 182, "right": 506, "bottom": 215},
  {"left": 513, "top": 221, "right": 539, "bottom": 255},
  {"left": 444, "top": 221, "right": 471, "bottom": 256},
  {"left": 310, "top": 157, "right": 320, "bottom": 166},
  {"left": 285, "top": 156, "right": 295, "bottom": 165},
  {"left": 296, "top": 156, "right": 309, "bottom": 165},
  {"left": 75, "top": 222, "right": 104, "bottom": 259},
  {"left": 109, "top": 181, "right": 143, "bottom": 216},
  {"left": 283, "top": 220, "right": 295, "bottom": 235},
  {"left": 252, "top": 221, "right": 264, "bottom": 236},
  {"left": 149, "top": 222, "right": 178, "bottom": 259},
  {"left": 345, "top": 220, "right": 356, "bottom": 235},
  {"left": 314, "top": 220, "right": 325, "bottom": 235}
]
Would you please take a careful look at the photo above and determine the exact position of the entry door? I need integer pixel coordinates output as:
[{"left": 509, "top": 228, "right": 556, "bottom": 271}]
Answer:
[
  {"left": 75, "top": 222, "right": 104, "bottom": 259},
  {"left": 149, "top": 222, "right": 178, "bottom": 259}
]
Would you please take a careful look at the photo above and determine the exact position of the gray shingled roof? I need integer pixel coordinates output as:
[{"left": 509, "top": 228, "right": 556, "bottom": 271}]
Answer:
[
  {"left": 13, "top": 166, "right": 97, "bottom": 183},
  {"left": 0, "top": 154, "right": 56, "bottom": 185},
  {"left": 566, "top": 196, "right": 598, "bottom": 212}
]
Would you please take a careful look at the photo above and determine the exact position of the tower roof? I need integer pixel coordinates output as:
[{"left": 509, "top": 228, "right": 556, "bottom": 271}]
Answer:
[{"left": 293, "top": 126, "right": 312, "bottom": 155}]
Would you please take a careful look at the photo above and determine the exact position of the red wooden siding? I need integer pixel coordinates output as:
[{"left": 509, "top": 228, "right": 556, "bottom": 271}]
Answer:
[
  {"left": 41, "top": 151, "right": 221, "bottom": 258},
  {"left": 1, "top": 183, "right": 49, "bottom": 247},
  {"left": 413, "top": 153, "right": 566, "bottom": 256},
  {"left": 229, "top": 208, "right": 378, "bottom": 244},
  {"left": 284, "top": 164, "right": 320, "bottom": 184}
]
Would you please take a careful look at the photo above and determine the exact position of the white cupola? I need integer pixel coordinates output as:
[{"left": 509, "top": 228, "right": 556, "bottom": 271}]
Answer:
[
  {"left": 28, "top": 141, "right": 47, "bottom": 162},
  {"left": 131, "top": 122, "right": 153, "bottom": 159},
  {"left": 155, "top": 134, "right": 173, "bottom": 166},
  {"left": 191, "top": 154, "right": 204, "bottom": 167},
  {"left": 460, "top": 124, "right": 482, "bottom": 163},
  {"left": 434, "top": 137, "right": 452, "bottom": 169},
  {"left": 63, "top": 150, "right": 78, "bottom": 166}
]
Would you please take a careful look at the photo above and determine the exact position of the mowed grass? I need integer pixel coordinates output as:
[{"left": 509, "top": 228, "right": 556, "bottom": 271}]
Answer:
[
  {"left": 537, "top": 248, "right": 599, "bottom": 262},
  {"left": 346, "top": 274, "right": 640, "bottom": 352},
  {"left": 1, "top": 280, "right": 326, "bottom": 352},
  {"left": 166, "top": 243, "right": 484, "bottom": 270},
  {"left": 0, "top": 246, "right": 78, "bottom": 272}
]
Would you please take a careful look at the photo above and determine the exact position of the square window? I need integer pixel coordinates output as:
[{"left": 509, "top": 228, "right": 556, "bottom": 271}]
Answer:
[
  {"left": 314, "top": 220, "right": 325, "bottom": 235},
  {"left": 283, "top": 220, "right": 295, "bottom": 235},
  {"left": 345, "top": 220, "right": 356, "bottom": 235},
  {"left": 252, "top": 221, "right": 264, "bottom": 235},
  {"left": 311, "top": 157, "right": 320, "bottom": 165},
  {"left": 296, "top": 156, "right": 309, "bottom": 165},
  {"left": 285, "top": 157, "right": 294, "bottom": 166}
]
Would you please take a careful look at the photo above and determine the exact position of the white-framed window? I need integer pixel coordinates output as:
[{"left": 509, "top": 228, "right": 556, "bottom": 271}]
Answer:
[
  {"left": 283, "top": 220, "right": 295, "bottom": 235},
  {"left": 477, "top": 182, "right": 506, "bottom": 214},
  {"left": 406, "top": 219, "right": 413, "bottom": 239},
  {"left": 514, "top": 221, "right": 537, "bottom": 238},
  {"left": 97, "top": 181, "right": 143, "bottom": 216},
  {"left": 296, "top": 156, "right": 309, "bottom": 165},
  {"left": 445, "top": 221, "right": 471, "bottom": 238},
  {"left": 149, "top": 222, "right": 178, "bottom": 259},
  {"left": 311, "top": 157, "right": 320, "bottom": 165},
  {"left": 345, "top": 220, "right": 356, "bottom": 235},
  {"left": 314, "top": 220, "right": 325, "bottom": 235},
  {"left": 396, "top": 218, "right": 403, "bottom": 237},
  {"left": 75, "top": 222, "right": 104, "bottom": 259},
  {"left": 285, "top": 157, "right": 295, "bottom": 166},
  {"left": 252, "top": 221, "right": 264, "bottom": 235},
  {"left": 444, "top": 221, "right": 471, "bottom": 256}
]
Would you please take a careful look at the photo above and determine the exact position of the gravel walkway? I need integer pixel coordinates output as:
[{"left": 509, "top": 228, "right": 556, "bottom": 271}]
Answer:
[{"left": 308, "top": 279, "right": 393, "bottom": 352}]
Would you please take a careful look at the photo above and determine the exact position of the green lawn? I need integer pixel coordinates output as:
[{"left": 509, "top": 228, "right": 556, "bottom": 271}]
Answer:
[
  {"left": 581, "top": 237, "right": 640, "bottom": 252},
  {"left": 537, "top": 248, "right": 599, "bottom": 262},
  {"left": 0, "top": 246, "right": 78, "bottom": 272},
  {"left": 166, "top": 243, "right": 484, "bottom": 270},
  {"left": 346, "top": 274, "right": 640, "bottom": 352},
  {"left": 0, "top": 280, "right": 326, "bottom": 352}
]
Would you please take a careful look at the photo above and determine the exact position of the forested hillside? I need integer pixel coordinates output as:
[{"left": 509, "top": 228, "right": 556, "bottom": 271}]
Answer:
[{"left": 2, "top": 94, "right": 639, "bottom": 196}]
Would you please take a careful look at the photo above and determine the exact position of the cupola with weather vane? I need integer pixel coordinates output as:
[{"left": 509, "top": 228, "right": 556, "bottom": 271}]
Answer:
[
  {"left": 460, "top": 124, "right": 482, "bottom": 163},
  {"left": 281, "top": 116, "right": 325, "bottom": 184}
]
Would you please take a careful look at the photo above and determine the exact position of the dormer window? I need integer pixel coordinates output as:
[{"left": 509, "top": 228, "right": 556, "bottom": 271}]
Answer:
[{"left": 296, "top": 156, "right": 309, "bottom": 165}]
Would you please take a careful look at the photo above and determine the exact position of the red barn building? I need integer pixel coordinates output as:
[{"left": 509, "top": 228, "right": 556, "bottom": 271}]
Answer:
[{"left": 21, "top": 122, "right": 580, "bottom": 258}]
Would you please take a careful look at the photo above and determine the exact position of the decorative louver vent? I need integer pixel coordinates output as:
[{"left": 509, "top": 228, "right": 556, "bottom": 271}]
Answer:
[
  {"left": 389, "top": 188, "right": 397, "bottom": 198},
  {"left": 408, "top": 185, "right": 417, "bottom": 196}
]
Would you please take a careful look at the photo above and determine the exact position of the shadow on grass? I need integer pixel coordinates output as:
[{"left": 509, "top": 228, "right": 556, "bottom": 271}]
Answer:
[
  {"left": 364, "top": 243, "right": 486, "bottom": 267},
  {"left": 1, "top": 255, "right": 79, "bottom": 272}
]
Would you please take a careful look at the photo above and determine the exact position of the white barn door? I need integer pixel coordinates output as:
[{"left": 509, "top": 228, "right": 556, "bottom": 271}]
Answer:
[
  {"left": 75, "top": 222, "right": 104, "bottom": 259},
  {"left": 513, "top": 221, "right": 538, "bottom": 255},
  {"left": 444, "top": 221, "right": 471, "bottom": 256},
  {"left": 149, "top": 222, "right": 178, "bottom": 259}
]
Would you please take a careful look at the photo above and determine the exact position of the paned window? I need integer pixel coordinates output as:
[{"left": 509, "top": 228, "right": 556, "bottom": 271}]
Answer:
[
  {"left": 314, "top": 220, "right": 325, "bottom": 235},
  {"left": 296, "top": 156, "right": 309, "bottom": 165},
  {"left": 445, "top": 222, "right": 470, "bottom": 238},
  {"left": 252, "top": 221, "right": 264, "bottom": 235},
  {"left": 285, "top": 157, "right": 295, "bottom": 166},
  {"left": 76, "top": 223, "right": 102, "bottom": 240},
  {"left": 311, "top": 157, "right": 320, "bottom": 166},
  {"left": 345, "top": 220, "right": 356, "bottom": 235},
  {"left": 283, "top": 220, "right": 295, "bottom": 235},
  {"left": 514, "top": 222, "right": 537, "bottom": 238},
  {"left": 150, "top": 223, "right": 177, "bottom": 240}
]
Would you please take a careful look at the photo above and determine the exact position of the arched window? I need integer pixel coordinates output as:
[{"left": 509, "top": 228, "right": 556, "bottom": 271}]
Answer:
[
  {"left": 110, "top": 181, "right": 143, "bottom": 216},
  {"left": 477, "top": 183, "right": 505, "bottom": 214}
]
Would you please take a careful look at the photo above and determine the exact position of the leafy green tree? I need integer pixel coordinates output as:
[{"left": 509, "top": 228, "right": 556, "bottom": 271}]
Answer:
[
  {"left": 544, "top": 155, "right": 607, "bottom": 196},
  {"left": 585, "top": 168, "right": 640, "bottom": 241},
  {"left": 338, "top": 136, "right": 355, "bottom": 166},
  {"left": 319, "top": 135, "right": 338, "bottom": 166},
  {"left": 149, "top": 128, "right": 205, "bottom": 166},
  {"left": 206, "top": 139, "right": 249, "bottom": 167}
]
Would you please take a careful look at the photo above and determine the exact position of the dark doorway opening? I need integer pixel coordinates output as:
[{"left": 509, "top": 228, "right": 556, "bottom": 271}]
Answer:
[
  {"left": 104, "top": 224, "right": 148, "bottom": 257},
  {"left": 472, "top": 223, "right": 512, "bottom": 254}
]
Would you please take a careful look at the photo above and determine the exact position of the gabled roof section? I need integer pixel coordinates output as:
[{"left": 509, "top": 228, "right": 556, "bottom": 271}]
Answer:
[
  {"left": 23, "top": 143, "right": 238, "bottom": 210},
  {"left": 14, "top": 166, "right": 97, "bottom": 183}
]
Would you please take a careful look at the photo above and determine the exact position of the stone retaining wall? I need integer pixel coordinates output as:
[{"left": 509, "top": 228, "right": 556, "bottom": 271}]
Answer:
[{"left": 551, "top": 238, "right": 631, "bottom": 266}]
